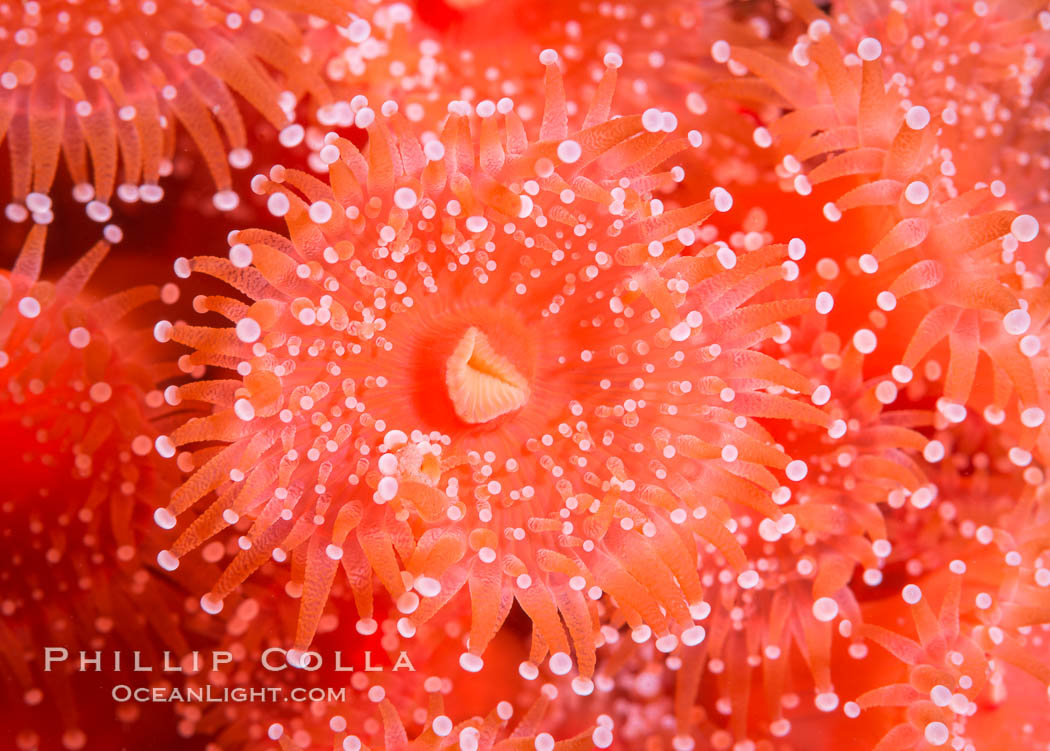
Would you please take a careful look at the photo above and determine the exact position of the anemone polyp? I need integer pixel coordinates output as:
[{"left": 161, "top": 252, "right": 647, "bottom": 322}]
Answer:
[
  {"left": 154, "top": 53, "right": 834, "bottom": 689},
  {"left": 715, "top": 15, "right": 1047, "bottom": 450},
  {"left": 0, "top": 225, "right": 186, "bottom": 749},
  {"left": 827, "top": 0, "right": 1050, "bottom": 236},
  {"left": 851, "top": 531, "right": 1050, "bottom": 751},
  {"left": 0, "top": 0, "right": 361, "bottom": 223},
  {"left": 311, "top": 0, "right": 792, "bottom": 190},
  {"left": 0, "top": 225, "right": 178, "bottom": 539}
]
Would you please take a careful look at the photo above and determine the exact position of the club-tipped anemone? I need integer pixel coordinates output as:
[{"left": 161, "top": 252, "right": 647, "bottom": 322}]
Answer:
[
  {"left": 0, "top": 225, "right": 182, "bottom": 560},
  {"left": 0, "top": 0, "right": 367, "bottom": 223},
  {"left": 170, "top": 596, "right": 609, "bottom": 751},
  {"left": 0, "top": 225, "right": 199, "bottom": 749},
  {"left": 602, "top": 312, "right": 945, "bottom": 749},
  {"left": 827, "top": 0, "right": 1050, "bottom": 231},
  {"left": 849, "top": 539, "right": 1050, "bottom": 750},
  {"left": 152, "top": 53, "right": 838, "bottom": 690},
  {"left": 305, "top": 0, "right": 796, "bottom": 191},
  {"left": 819, "top": 405, "right": 1050, "bottom": 751},
  {"left": 711, "top": 10, "right": 1047, "bottom": 470}
]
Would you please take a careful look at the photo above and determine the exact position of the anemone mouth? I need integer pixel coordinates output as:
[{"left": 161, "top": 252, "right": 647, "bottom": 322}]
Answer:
[
  {"left": 445, "top": 326, "right": 531, "bottom": 424},
  {"left": 377, "top": 301, "right": 539, "bottom": 436}
]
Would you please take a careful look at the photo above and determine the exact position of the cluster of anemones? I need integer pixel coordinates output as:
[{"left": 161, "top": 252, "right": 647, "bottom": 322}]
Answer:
[{"left": 4, "top": 0, "right": 1050, "bottom": 750}]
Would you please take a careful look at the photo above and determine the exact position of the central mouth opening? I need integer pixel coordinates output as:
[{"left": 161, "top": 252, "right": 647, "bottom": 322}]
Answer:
[{"left": 445, "top": 326, "right": 531, "bottom": 424}]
